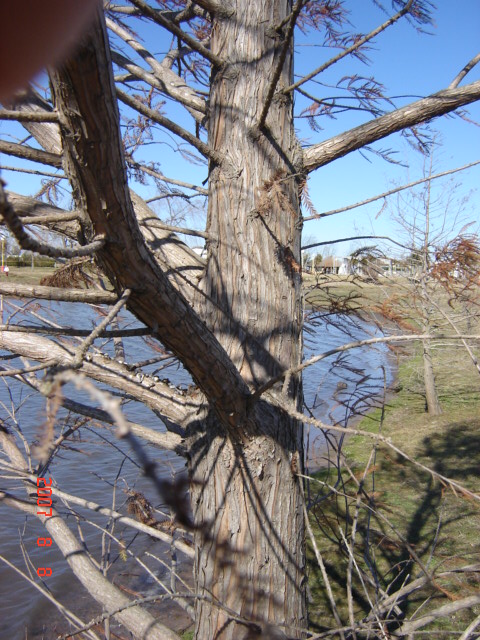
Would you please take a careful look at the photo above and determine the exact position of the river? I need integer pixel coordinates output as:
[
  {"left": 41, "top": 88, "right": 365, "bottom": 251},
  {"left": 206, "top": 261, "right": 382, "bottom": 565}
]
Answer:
[{"left": 0, "top": 300, "right": 394, "bottom": 639}]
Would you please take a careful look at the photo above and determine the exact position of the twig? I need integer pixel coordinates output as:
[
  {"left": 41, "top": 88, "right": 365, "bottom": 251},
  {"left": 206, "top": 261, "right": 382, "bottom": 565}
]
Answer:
[
  {"left": 450, "top": 52, "right": 480, "bottom": 89},
  {"left": 128, "top": 0, "right": 223, "bottom": 66},
  {"left": 302, "top": 234, "right": 407, "bottom": 251},
  {"left": 72, "top": 289, "right": 131, "bottom": 367},
  {"left": 254, "top": 333, "right": 480, "bottom": 399},
  {"left": 303, "top": 160, "right": 480, "bottom": 221},
  {"left": 300, "top": 481, "right": 345, "bottom": 638},
  {"left": 0, "top": 360, "right": 57, "bottom": 377},
  {"left": 284, "top": 0, "right": 414, "bottom": 93},
  {"left": 126, "top": 159, "right": 208, "bottom": 194},
  {"left": 0, "top": 554, "right": 101, "bottom": 640},
  {"left": 0, "top": 164, "right": 67, "bottom": 180}
]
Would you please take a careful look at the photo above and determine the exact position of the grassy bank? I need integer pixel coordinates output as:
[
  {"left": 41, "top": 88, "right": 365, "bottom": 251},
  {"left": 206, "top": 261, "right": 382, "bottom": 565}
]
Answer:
[
  {"left": 0, "top": 266, "right": 56, "bottom": 285},
  {"left": 307, "top": 323, "right": 480, "bottom": 636}
]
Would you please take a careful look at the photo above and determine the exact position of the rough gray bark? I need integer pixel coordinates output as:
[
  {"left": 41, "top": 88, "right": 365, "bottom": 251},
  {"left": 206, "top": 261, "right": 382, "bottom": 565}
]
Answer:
[{"left": 183, "top": 2, "right": 307, "bottom": 637}]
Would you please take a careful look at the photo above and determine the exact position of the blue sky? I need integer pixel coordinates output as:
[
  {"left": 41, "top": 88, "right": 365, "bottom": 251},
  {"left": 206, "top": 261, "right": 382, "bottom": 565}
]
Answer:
[{"left": 1, "top": 1, "right": 479, "bottom": 257}]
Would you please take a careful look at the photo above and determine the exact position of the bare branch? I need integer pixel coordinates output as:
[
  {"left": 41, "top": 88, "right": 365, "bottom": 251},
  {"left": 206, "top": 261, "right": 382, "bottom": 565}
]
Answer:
[
  {"left": 257, "top": 0, "right": 305, "bottom": 130},
  {"left": 303, "top": 160, "right": 480, "bottom": 220},
  {"left": 0, "top": 109, "right": 59, "bottom": 122},
  {"left": 117, "top": 88, "right": 219, "bottom": 162},
  {"left": 126, "top": 158, "right": 208, "bottom": 194},
  {"left": 190, "top": 0, "right": 228, "bottom": 14},
  {"left": 72, "top": 288, "right": 131, "bottom": 367},
  {"left": 450, "top": 52, "right": 480, "bottom": 89},
  {"left": 0, "top": 282, "right": 118, "bottom": 303},
  {"left": 269, "top": 392, "right": 480, "bottom": 503},
  {"left": 0, "top": 331, "right": 203, "bottom": 428},
  {"left": 254, "top": 333, "right": 480, "bottom": 399},
  {"left": 107, "top": 17, "right": 205, "bottom": 120},
  {"left": 303, "top": 80, "right": 480, "bottom": 173},
  {"left": 1, "top": 182, "right": 106, "bottom": 259},
  {"left": 392, "top": 594, "right": 480, "bottom": 637},
  {"left": 0, "top": 165, "right": 66, "bottom": 180},
  {"left": 139, "top": 218, "right": 209, "bottom": 240},
  {"left": 0, "top": 324, "right": 150, "bottom": 338},
  {"left": 285, "top": 0, "right": 414, "bottom": 94},
  {"left": 0, "top": 491, "right": 182, "bottom": 640},
  {"left": 302, "top": 234, "right": 407, "bottom": 251},
  {"left": 5, "top": 191, "right": 80, "bottom": 235},
  {"left": 128, "top": 0, "right": 223, "bottom": 67},
  {"left": 0, "top": 139, "right": 62, "bottom": 167}
]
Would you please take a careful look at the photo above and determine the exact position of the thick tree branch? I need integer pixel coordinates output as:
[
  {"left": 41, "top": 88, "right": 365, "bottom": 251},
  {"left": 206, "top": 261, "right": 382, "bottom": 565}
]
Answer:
[
  {"left": 4, "top": 191, "right": 81, "bottom": 239},
  {"left": 303, "top": 80, "right": 480, "bottom": 173},
  {"left": 284, "top": 0, "right": 414, "bottom": 94},
  {"left": 0, "top": 282, "right": 118, "bottom": 303},
  {"left": 107, "top": 17, "right": 205, "bottom": 120},
  {"left": 5, "top": 88, "right": 63, "bottom": 154},
  {"left": 0, "top": 331, "right": 202, "bottom": 429},
  {"left": 0, "top": 109, "right": 59, "bottom": 122},
  {"left": 0, "top": 139, "right": 62, "bottom": 167},
  {"left": 49, "top": 10, "right": 250, "bottom": 426}
]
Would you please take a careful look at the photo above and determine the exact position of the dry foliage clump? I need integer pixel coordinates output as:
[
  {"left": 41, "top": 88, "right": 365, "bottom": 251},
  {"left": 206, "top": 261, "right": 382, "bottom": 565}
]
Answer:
[{"left": 40, "top": 257, "right": 95, "bottom": 288}]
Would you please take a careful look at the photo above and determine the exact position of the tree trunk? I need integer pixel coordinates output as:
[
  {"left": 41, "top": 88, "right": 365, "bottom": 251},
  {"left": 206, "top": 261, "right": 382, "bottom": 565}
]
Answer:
[
  {"left": 189, "top": 406, "right": 306, "bottom": 639},
  {"left": 189, "top": 1, "right": 306, "bottom": 637},
  {"left": 423, "top": 339, "right": 442, "bottom": 416}
]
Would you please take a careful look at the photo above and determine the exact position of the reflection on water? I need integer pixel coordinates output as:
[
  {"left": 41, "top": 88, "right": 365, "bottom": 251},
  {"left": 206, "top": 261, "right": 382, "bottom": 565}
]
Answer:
[{"left": 0, "top": 301, "right": 393, "bottom": 639}]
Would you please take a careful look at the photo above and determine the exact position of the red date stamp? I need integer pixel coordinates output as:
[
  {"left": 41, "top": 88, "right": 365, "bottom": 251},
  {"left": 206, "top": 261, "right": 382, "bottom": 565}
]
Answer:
[{"left": 36, "top": 477, "right": 53, "bottom": 577}]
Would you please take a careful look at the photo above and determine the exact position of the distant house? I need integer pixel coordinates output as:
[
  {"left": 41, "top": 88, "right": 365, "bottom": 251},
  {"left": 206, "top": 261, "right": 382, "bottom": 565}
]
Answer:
[{"left": 317, "top": 256, "right": 351, "bottom": 275}]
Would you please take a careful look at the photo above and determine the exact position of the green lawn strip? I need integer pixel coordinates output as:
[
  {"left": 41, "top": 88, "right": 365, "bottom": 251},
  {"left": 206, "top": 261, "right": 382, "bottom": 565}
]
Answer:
[{"left": 307, "top": 335, "right": 480, "bottom": 635}]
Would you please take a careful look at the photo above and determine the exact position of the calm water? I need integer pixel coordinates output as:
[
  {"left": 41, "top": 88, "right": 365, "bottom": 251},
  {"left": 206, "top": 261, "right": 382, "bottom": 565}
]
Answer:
[{"left": 0, "top": 301, "right": 393, "bottom": 639}]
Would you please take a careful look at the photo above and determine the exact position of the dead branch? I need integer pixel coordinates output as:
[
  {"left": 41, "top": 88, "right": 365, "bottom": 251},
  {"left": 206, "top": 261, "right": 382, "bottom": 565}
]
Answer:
[{"left": 0, "top": 282, "right": 117, "bottom": 303}]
